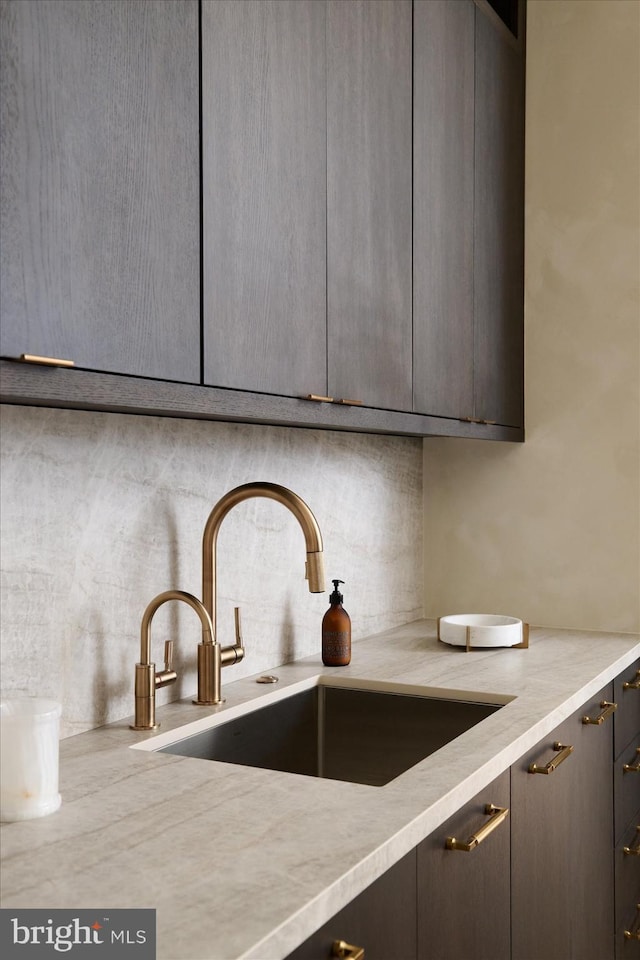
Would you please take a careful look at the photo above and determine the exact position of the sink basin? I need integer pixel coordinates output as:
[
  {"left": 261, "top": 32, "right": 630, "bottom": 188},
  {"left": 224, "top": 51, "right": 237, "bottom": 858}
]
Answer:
[{"left": 133, "top": 677, "right": 511, "bottom": 787}]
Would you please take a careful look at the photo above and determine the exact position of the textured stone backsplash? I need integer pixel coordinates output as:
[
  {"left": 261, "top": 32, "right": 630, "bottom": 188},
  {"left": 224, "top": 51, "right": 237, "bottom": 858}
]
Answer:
[{"left": 0, "top": 406, "right": 423, "bottom": 737}]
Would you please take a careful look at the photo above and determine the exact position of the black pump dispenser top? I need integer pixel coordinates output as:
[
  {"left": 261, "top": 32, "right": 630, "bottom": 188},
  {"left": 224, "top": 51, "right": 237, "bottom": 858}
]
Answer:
[{"left": 330, "top": 579, "right": 344, "bottom": 604}]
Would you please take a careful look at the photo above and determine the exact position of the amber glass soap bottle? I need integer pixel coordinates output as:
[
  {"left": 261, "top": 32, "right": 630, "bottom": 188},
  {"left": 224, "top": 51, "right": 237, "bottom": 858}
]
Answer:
[{"left": 322, "top": 579, "right": 351, "bottom": 666}]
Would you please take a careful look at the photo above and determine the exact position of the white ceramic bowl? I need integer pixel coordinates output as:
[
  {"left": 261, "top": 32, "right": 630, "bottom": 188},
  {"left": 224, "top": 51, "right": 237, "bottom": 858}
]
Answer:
[{"left": 439, "top": 614, "right": 523, "bottom": 648}]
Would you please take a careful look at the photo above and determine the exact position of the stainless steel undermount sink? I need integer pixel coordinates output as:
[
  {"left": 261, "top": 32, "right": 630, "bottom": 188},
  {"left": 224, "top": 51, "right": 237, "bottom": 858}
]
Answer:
[{"left": 132, "top": 676, "right": 512, "bottom": 787}]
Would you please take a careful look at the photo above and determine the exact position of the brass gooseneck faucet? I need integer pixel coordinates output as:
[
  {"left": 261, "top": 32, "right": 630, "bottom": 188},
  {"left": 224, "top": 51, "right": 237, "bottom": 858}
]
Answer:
[
  {"left": 198, "top": 482, "right": 325, "bottom": 703},
  {"left": 132, "top": 483, "right": 325, "bottom": 728}
]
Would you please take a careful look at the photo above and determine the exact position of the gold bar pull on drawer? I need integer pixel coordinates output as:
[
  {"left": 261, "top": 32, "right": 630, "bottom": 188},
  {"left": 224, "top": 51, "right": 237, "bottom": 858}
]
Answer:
[
  {"left": 623, "top": 670, "right": 640, "bottom": 690},
  {"left": 529, "top": 742, "right": 573, "bottom": 775},
  {"left": 582, "top": 700, "right": 617, "bottom": 724},
  {"left": 623, "top": 747, "right": 640, "bottom": 773},
  {"left": 332, "top": 940, "right": 364, "bottom": 960},
  {"left": 445, "top": 803, "right": 509, "bottom": 851},
  {"left": 623, "top": 827, "right": 640, "bottom": 856},
  {"left": 19, "top": 354, "right": 75, "bottom": 367}
]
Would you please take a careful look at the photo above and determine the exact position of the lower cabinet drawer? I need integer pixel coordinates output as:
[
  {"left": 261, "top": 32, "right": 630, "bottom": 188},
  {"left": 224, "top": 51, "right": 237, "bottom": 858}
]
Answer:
[
  {"left": 417, "top": 769, "right": 510, "bottom": 960},
  {"left": 284, "top": 849, "right": 417, "bottom": 960},
  {"left": 616, "top": 821, "right": 640, "bottom": 960},
  {"left": 617, "top": 903, "right": 640, "bottom": 960},
  {"left": 615, "top": 743, "right": 640, "bottom": 844},
  {"left": 614, "top": 660, "right": 640, "bottom": 760}
]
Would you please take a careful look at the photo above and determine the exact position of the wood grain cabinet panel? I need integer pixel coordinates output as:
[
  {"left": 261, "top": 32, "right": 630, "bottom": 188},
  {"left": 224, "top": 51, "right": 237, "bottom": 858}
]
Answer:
[
  {"left": 417, "top": 769, "right": 510, "bottom": 960},
  {"left": 511, "top": 684, "right": 615, "bottom": 960},
  {"left": 413, "top": 0, "right": 475, "bottom": 421},
  {"left": 614, "top": 659, "right": 640, "bottom": 760},
  {"left": 413, "top": 0, "right": 525, "bottom": 427},
  {"left": 201, "top": 0, "right": 327, "bottom": 399},
  {"left": 326, "top": 0, "right": 413, "bottom": 412},
  {"left": 0, "top": 0, "right": 200, "bottom": 381},
  {"left": 616, "top": 821, "right": 640, "bottom": 960},
  {"left": 474, "top": 5, "right": 525, "bottom": 427},
  {"left": 615, "top": 741, "right": 640, "bottom": 847},
  {"left": 613, "top": 659, "right": 640, "bottom": 958}
]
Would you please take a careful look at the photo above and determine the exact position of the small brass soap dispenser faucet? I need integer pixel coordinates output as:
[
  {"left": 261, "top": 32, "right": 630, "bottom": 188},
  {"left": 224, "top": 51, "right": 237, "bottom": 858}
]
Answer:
[
  {"left": 132, "top": 483, "right": 325, "bottom": 729},
  {"left": 131, "top": 590, "right": 214, "bottom": 730}
]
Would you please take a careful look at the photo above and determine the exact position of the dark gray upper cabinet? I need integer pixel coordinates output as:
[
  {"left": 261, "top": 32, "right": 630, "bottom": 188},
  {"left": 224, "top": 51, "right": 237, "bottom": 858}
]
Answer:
[
  {"left": 0, "top": 0, "right": 200, "bottom": 381},
  {"left": 474, "top": 5, "right": 525, "bottom": 426},
  {"left": 413, "top": 0, "right": 475, "bottom": 421},
  {"left": 201, "top": 0, "right": 327, "bottom": 399},
  {"left": 414, "top": 0, "right": 525, "bottom": 427},
  {"left": 326, "top": 0, "right": 413, "bottom": 411},
  {"left": 0, "top": 0, "right": 526, "bottom": 441}
]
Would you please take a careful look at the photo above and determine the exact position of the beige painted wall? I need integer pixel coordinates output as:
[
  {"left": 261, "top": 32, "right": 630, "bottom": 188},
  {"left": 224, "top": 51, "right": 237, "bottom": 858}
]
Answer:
[{"left": 424, "top": 0, "right": 640, "bottom": 633}]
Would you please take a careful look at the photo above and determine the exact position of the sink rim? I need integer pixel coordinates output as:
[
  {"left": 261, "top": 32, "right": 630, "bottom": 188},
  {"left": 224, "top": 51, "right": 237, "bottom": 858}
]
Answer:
[{"left": 130, "top": 673, "right": 515, "bottom": 756}]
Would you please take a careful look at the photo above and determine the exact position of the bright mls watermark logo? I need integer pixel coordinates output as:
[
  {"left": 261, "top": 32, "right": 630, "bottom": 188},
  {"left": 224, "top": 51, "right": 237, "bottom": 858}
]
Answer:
[{"left": 0, "top": 909, "right": 155, "bottom": 958}]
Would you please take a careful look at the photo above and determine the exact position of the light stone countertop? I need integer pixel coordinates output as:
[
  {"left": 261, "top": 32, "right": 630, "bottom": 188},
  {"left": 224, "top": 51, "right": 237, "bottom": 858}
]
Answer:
[{"left": 1, "top": 620, "right": 639, "bottom": 960}]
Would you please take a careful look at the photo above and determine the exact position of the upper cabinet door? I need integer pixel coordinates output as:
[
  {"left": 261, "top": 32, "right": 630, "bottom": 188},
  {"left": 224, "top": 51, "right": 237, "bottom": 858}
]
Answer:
[
  {"left": 474, "top": 7, "right": 525, "bottom": 427},
  {"left": 413, "top": 0, "right": 475, "bottom": 420},
  {"left": 202, "top": 0, "right": 327, "bottom": 398},
  {"left": 327, "top": 0, "right": 413, "bottom": 411},
  {"left": 0, "top": 0, "right": 200, "bottom": 381}
]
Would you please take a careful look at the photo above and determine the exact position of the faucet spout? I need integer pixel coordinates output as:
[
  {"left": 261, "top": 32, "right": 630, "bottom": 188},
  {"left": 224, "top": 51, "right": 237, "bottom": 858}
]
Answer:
[{"left": 198, "top": 482, "right": 326, "bottom": 704}]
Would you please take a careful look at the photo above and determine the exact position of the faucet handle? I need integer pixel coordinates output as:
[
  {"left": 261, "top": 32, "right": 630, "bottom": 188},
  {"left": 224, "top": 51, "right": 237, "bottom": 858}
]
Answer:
[
  {"left": 221, "top": 607, "right": 245, "bottom": 668},
  {"left": 234, "top": 607, "right": 244, "bottom": 648},
  {"left": 155, "top": 639, "right": 178, "bottom": 689},
  {"left": 164, "top": 640, "right": 174, "bottom": 672}
]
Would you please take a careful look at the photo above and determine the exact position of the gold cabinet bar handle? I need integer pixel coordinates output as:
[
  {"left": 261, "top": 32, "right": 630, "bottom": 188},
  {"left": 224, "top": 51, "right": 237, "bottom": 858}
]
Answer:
[
  {"left": 582, "top": 700, "right": 617, "bottom": 724},
  {"left": 529, "top": 741, "right": 573, "bottom": 774},
  {"left": 19, "top": 353, "right": 75, "bottom": 367},
  {"left": 305, "top": 394, "right": 334, "bottom": 403},
  {"left": 623, "top": 827, "right": 640, "bottom": 856},
  {"left": 332, "top": 940, "right": 364, "bottom": 960},
  {"left": 334, "top": 398, "right": 363, "bottom": 406},
  {"left": 445, "top": 803, "right": 509, "bottom": 851},
  {"left": 624, "top": 905, "right": 640, "bottom": 941},
  {"left": 623, "top": 747, "right": 640, "bottom": 773},
  {"left": 623, "top": 670, "right": 640, "bottom": 690}
]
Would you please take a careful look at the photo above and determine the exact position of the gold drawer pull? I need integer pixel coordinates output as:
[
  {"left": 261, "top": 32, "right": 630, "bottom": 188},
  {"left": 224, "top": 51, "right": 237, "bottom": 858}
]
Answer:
[
  {"left": 623, "top": 827, "right": 640, "bottom": 856},
  {"left": 303, "top": 394, "right": 363, "bottom": 406},
  {"left": 332, "top": 940, "right": 364, "bottom": 960},
  {"left": 624, "top": 905, "right": 640, "bottom": 941},
  {"left": 445, "top": 803, "right": 509, "bottom": 851},
  {"left": 623, "top": 747, "right": 640, "bottom": 773},
  {"left": 582, "top": 700, "right": 617, "bottom": 724},
  {"left": 529, "top": 742, "right": 573, "bottom": 775},
  {"left": 19, "top": 353, "right": 75, "bottom": 368},
  {"left": 623, "top": 670, "right": 640, "bottom": 690}
]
